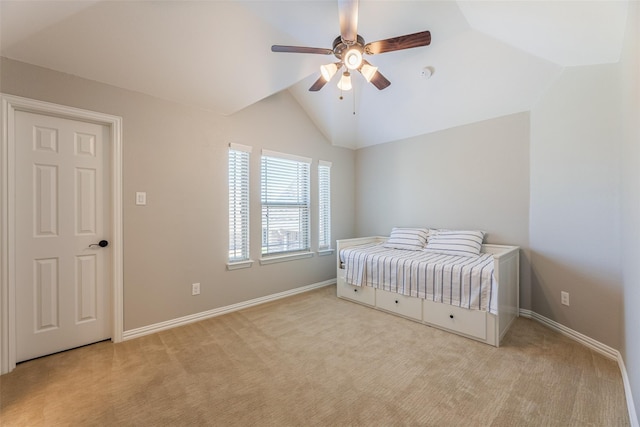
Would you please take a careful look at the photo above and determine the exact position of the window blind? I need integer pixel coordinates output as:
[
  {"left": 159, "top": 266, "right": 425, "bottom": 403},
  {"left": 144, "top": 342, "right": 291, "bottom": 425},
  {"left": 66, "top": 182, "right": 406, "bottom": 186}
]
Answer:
[
  {"left": 261, "top": 152, "right": 310, "bottom": 256},
  {"left": 228, "top": 145, "right": 250, "bottom": 262},
  {"left": 318, "top": 161, "right": 331, "bottom": 251}
]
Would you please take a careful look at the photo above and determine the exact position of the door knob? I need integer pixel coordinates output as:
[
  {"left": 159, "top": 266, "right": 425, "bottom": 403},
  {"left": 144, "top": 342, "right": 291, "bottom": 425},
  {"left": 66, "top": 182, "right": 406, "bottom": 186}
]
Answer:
[{"left": 89, "top": 240, "right": 109, "bottom": 248}]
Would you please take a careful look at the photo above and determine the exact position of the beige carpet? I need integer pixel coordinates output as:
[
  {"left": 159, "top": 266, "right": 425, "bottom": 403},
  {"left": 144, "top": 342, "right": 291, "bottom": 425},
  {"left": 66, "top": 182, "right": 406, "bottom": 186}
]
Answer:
[{"left": 0, "top": 285, "right": 630, "bottom": 426}]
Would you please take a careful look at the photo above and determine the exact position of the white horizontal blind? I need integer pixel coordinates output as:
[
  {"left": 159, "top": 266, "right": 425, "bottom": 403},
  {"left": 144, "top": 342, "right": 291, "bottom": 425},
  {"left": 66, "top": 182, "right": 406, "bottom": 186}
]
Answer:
[
  {"left": 261, "top": 151, "right": 310, "bottom": 256},
  {"left": 228, "top": 145, "right": 250, "bottom": 262},
  {"left": 318, "top": 161, "right": 331, "bottom": 251}
]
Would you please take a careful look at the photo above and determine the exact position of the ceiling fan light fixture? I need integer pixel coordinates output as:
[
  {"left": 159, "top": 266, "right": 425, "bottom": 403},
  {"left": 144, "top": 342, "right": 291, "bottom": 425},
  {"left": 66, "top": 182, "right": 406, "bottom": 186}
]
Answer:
[
  {"left": 271, "top": 1, "right": 431, "bottom": 94},
  {"left": 337, "top": 71, "right": 352, "bottom": 91},
  {"left": 320, "top": 62, "right": 339, "bottom": 82},
  {"left": 360, "top": 63, "right": 378, "bottom": 82},
  {"left": 344, "top": 48, "right": 363, "bottom": 70}
]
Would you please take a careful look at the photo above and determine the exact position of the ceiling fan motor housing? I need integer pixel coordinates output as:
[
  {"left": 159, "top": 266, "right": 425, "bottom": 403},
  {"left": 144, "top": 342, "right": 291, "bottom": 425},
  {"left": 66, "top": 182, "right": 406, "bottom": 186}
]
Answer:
[{"left": 332, "top": 35, "right": 365, "bottom": 62}]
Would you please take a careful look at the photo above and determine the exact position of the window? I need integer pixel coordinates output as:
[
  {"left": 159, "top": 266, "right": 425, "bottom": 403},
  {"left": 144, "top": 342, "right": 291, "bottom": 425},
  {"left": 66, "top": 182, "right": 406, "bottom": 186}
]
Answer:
[
  {"left": 261, "top": 150, "right": 310, "bottom": 256},
  {"left": 318, "top": 161, "right": 332, "bottom": 251},
  {"left": 228, "top": 144, "right": 251, "bottom": 263}
]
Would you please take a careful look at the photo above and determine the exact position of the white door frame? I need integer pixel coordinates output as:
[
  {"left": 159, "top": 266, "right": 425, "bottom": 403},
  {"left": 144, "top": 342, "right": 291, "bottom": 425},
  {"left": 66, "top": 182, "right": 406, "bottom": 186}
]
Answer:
[{"left": 0, "top": 94, "right": 123, "bottom": 374}]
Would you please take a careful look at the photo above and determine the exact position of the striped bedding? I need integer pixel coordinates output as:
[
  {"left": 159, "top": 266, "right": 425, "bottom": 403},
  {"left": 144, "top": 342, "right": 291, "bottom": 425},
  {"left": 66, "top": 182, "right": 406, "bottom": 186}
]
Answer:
[{"left": 340, "top": 243, "right": 498, "bottom": 315}]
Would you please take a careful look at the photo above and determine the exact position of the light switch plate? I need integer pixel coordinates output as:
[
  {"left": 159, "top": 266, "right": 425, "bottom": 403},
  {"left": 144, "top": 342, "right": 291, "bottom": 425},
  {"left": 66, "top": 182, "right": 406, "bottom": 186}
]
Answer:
[
  {"left": 561, "top": 291, "right": 570, "bottom": 306},
  {"left": 135, "top": 192, "right": 147, "bottom": 206}
]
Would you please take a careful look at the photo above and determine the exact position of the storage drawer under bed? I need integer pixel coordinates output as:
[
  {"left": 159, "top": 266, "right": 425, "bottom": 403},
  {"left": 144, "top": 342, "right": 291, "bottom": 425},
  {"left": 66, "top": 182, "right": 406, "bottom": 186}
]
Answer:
[
  {"left": 376, "top": 289, "right": 422, "bottom": 321},
  {"left": 336, "top": 279, "right": 376, "bottom": 306},
  {"left": 422, "top": 299, "right": 487, "bottom": 340}
]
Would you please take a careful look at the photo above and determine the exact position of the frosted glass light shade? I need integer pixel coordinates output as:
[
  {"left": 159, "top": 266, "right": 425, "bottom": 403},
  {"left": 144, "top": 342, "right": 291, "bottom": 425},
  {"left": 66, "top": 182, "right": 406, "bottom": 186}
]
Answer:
[
  {"left": 320, "top": 63, "right": 338, "bottom": 82},
  {"left": 360, "top": 63, "right": 378, "bottom": 82},
  {"left": 337, "top": 72, "right": 352, "bottom": 91}
]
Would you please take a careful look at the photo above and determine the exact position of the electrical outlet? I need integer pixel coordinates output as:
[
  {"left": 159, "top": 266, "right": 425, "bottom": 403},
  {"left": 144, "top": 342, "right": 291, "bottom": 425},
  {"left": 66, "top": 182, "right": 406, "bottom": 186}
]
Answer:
[
  {"left": 561, "top": 291, "right": 570, "bottom": 306},
  {"left": 192, "top": 283, "right": 200, "bottom": 296}
]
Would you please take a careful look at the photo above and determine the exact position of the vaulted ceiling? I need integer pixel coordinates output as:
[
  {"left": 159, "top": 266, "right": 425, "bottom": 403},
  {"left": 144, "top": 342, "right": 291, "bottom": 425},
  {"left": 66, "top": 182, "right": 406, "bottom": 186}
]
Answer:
[{"left": 0, "top": 1, "right": 630, "bottom": 149}]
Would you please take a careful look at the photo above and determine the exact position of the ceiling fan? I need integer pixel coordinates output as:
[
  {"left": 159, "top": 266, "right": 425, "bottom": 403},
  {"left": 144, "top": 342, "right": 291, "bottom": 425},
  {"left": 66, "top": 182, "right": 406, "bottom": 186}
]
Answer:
[{"left": 271, "top": 0, "right": 431, "bottom": 92}]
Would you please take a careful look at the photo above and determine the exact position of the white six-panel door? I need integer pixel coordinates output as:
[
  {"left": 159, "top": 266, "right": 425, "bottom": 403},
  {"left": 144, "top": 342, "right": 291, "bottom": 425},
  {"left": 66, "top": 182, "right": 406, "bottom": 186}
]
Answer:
[{"left": 15, "top": 110, "right": 111, "bottom": 362}]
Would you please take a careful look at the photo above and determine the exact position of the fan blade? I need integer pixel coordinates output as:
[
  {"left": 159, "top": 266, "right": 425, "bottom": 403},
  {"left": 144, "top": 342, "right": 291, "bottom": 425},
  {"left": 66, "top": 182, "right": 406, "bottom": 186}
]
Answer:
[
  {"left": 338, "top": 0, "right": 358, "bottom": 44},
  {"left": 368, "top": 70, "right": 391, "bottom": 90},
  {"left": 364, "top": 30, "right": 431, "bottom": 55},
  {"left": 271, "top": 45, "right": 333, "bottom": 55},
  {"left": 309, "top": 76, "right": 329, "bottom": 92}
]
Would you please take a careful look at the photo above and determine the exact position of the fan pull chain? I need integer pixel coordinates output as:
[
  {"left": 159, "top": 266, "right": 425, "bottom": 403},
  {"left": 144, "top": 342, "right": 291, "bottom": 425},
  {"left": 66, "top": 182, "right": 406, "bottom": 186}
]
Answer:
[{"left": 353, "top": 85, "right": 356, "bottom": 115}]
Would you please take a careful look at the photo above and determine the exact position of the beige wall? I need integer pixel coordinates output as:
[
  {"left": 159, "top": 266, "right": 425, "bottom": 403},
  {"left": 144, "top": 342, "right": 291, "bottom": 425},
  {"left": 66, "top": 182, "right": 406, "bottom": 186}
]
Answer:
[
  {"left": 354, "top": 112, "right": 532, "bottom": 309},
  {"left": 530, "top": 63, "right": 624, "bottom": 350},
  {"left": 528, "top": 4, "right": 639, "bottom": 413},
  {"left": 0, "top": 57, "right": 356, "bottom": 331}
]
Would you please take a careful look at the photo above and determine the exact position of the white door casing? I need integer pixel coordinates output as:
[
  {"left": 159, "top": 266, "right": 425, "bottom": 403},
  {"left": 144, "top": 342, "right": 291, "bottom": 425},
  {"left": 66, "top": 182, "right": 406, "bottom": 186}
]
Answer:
[
  {"left": 1, "top": 94, "right": 123, "bottom": 374},
  {"left": 15, "top": 111, "right": 110, "bottom": 362}
]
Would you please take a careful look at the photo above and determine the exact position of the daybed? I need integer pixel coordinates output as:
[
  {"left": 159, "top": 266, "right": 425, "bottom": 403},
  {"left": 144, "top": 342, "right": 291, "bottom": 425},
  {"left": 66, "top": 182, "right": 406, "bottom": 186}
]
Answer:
[{"left": 336, "top": 232, "right": 519, "bottom": 347}]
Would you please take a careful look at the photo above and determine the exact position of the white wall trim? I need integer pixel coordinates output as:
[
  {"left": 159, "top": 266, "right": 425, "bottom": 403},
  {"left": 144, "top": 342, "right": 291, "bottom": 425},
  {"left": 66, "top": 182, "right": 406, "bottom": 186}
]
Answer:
[
  {"left": 0, "top": 94, "right": 124, "bottom": 375},
  {"left": 618, "top": 353, "right": 640, "bottom": 427},
  {"left": 520, "top": 308, "right": 638, "bottom": 426},
  {"left": 317, "top": 249, "right": 335, "bottom": 257},
  {"left": 261, "top": 148, "right": 311, "bottom": 164},
  {"left": 519, "top": 309, "right": 617, "bottom": 359},
  {"left": 259, "top": 251, "right": 314, "bottom": 265},
  {"left": 226, "top": 259, "right": 254, "bottom": 270},
  {"left": 123, "top": 279, "right": 336, "bottom": 341}
]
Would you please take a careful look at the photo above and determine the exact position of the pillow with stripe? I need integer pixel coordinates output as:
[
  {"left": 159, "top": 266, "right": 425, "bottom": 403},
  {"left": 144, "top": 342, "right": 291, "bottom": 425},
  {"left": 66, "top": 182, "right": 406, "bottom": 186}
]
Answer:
[
  {"left": 424, "top": 230, "right": 485, "bottom": 257},
  {"left": 383, "top": 227, "right": 429, "bottom": 251}
]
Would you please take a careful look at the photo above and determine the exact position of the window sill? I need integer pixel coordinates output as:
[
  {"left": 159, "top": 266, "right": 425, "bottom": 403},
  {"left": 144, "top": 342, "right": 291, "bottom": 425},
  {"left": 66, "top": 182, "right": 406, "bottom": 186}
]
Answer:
[
  {"left": 226, "top": 260, "right": 254, "bottom": 270},
  {"left": 317, "top": 249, "right": 335, "bottom": 256},
  {"left": 259, "top": 252, "right": 314, "bottom": 265}
]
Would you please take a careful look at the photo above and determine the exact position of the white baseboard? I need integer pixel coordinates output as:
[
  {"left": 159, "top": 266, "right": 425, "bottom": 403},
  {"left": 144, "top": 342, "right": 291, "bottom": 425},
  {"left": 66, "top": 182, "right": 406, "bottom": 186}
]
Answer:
[
  {"left": 618, "top": 354, "right": 640, "bottom": 427},
  {"left": 519, "top": 309, "right": 618, "bottom": 359},
  {"left": 520, "top": 309, "right": 638, "bottom": 427},
  {"left": 123, "top": 279, "right": 335, "bottom": 341}
]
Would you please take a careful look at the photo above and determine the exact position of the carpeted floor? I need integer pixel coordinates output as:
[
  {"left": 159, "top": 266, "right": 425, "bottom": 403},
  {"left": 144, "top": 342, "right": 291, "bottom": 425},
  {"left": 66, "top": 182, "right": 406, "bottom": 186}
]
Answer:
[{"left": 0, "top": 285, "right": 630, "bottom": 426}]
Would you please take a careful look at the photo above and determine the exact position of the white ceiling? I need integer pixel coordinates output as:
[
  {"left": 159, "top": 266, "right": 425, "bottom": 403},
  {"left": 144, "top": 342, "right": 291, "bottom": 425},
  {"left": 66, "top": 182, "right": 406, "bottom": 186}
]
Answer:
[{"left": 0, "top": 0, "right": 630, "bottom": 149}]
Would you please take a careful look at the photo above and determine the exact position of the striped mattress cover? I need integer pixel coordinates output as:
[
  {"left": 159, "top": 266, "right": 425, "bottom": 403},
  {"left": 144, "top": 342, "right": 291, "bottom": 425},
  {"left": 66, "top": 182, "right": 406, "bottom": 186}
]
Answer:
[{"left": 340, "top": 242, "right": 498, "bottom": 315}]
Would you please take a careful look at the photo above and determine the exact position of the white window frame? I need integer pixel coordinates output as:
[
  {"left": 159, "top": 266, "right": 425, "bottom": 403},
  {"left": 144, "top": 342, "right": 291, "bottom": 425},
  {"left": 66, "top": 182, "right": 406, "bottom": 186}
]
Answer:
[
  {"left": 227, "top": 143, "right": 253, "bottom": 270},
  {"left": 260, "top": 149, "right": 313, "bottom": 264},
  {"left": 318, "top": 160, "right": 333, "bottom": 255}
]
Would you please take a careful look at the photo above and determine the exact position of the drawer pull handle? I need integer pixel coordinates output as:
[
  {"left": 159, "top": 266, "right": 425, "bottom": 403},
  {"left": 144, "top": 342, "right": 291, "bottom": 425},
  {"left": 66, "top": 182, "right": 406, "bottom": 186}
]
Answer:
[
  {"left": 449, "top": 314, "right": 454, "bottom": 319},
  {"left": 354, "top": 289, "right": 358, "bottom": 293},
  {"left": 395, "top": 300, "right": 399, "bottom": 304}
]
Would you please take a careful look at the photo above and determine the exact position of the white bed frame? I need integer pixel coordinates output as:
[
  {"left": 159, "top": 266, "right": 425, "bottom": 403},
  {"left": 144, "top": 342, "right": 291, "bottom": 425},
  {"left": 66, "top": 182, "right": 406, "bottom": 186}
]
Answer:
[{"left": 336, "top": 236, "right": 520, "bottom": 347}]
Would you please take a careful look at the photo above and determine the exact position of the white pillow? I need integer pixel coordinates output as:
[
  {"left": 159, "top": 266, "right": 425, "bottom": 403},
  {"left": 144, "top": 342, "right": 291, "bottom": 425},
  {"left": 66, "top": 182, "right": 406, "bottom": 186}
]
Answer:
[
  {"left": 383, "top": 227, "right": 429, "bottom": 251},
  {"left": 424, "top": 230, "right": 485, "bottom": 257}
]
